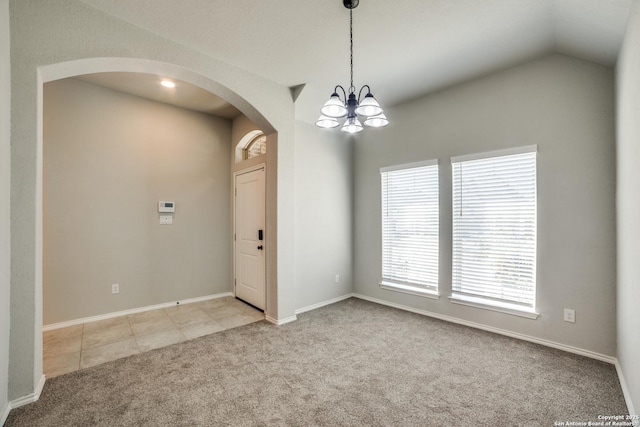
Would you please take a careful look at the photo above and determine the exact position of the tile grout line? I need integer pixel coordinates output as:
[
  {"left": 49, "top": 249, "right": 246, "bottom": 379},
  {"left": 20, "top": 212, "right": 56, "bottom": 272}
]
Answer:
[
  {"left": 163, "top": 307, "right": 191, "bottom": 341},
  {"left": 79, "top": 323, "right": 87, "bottom": 372},
  {"left": 126, "top": 314, "right": 143, "bottom": 354},
  {"left": 198, "top": 304, "right": 228, "bottom": 333},
  {"left": 77, "top": 323, "right": 85, "bottom": 373}
]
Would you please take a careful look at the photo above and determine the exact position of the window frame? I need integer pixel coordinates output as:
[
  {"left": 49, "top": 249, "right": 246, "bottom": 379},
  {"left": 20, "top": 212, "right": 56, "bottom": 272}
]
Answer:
[
  {"left": 243, "top": 133, "right": 267, "bottom": 160},
  {"left": 449, "top": 145, "right": 539, "bottom": 319},
  {"left": 379, "top": 159, "right": 440, "bottom": 299}
]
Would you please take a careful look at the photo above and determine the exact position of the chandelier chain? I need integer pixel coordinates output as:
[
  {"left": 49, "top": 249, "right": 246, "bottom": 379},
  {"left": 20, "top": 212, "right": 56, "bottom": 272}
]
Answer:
[{"left": 350, "top": 7, "right": 354, "bottom": 92}]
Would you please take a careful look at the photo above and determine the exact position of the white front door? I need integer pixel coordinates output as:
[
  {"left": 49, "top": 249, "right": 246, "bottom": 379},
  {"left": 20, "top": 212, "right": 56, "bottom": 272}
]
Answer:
[{"left": 234, "top": 166, "right": 266, "bottom": 310}]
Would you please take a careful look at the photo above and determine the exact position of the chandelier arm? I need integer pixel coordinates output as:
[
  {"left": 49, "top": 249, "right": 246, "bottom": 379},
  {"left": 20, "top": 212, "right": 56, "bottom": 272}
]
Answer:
[
  {"left": 334, "top": 85, "right": 348, "bottom": 102},
  {"left": 357, "top": 85, "right": 371, "bottom": 103}
]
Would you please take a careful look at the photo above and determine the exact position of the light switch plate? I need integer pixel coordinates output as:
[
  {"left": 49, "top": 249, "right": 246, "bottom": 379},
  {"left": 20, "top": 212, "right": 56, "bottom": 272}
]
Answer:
[{"left": 160, "top": 215, "right": 173, "bottom": 225}]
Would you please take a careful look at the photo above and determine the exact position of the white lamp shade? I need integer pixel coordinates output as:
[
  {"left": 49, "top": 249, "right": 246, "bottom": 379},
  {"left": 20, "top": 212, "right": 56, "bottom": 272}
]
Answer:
[
  {"left": 355, "top": 93, "right": 383, "bottom": 117},
  {"left": 340, "top": 117, "right": 364, "bottom": 134},
  {"left": 320, "top": 94, "right": 348, "bottom": 118},
  {"left": 315, "top": 115, "right": 340, "bottom": 128},
  {"left": 364, "top": 113, "right": 389, "bottom": 128}
]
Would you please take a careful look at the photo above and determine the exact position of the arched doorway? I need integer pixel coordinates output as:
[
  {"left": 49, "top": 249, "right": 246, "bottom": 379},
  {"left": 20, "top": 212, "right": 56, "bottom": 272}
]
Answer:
[{"left": 34, "top": 57, "right": 283, "bottom": 386}]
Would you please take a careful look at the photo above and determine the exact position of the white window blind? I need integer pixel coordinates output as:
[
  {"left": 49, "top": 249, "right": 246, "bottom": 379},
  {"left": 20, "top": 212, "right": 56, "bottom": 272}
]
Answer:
[
  {"left": 451, "top": 147, "right": 537, "bottom": 311},
  {"left": 381, "top": 161, "right": 439, "bottom": 293}
]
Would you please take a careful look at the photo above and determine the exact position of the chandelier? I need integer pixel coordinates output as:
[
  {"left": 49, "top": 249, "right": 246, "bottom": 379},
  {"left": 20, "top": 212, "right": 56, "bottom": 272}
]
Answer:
[{"left": 315, "top": 0, "right": 388, "bottom": 133}]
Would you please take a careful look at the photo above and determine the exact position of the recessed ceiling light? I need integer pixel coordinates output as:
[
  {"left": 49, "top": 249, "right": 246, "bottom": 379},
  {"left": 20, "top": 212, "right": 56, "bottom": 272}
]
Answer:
[{"left": 161, "top": 80, "right": 175, "bottom": 88}]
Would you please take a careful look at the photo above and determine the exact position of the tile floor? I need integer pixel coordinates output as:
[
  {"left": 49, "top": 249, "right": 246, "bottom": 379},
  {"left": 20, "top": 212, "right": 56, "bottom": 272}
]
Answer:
[{"left": 43, "top": 296, "right": 264, "bottom": 378}]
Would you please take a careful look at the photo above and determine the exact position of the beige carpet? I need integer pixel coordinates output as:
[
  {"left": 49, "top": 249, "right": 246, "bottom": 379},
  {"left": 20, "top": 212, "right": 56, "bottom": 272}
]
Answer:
[{"left": 5, "top": 298, "right": 628, "bottom": 426}]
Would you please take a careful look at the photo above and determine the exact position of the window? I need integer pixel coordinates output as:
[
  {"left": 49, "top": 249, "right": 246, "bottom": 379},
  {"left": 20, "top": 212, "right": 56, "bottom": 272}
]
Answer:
[
  {"left": 380, "top": 160, "right": 439, "bottom": 297},
  {"left": 450, "top": 146, "right": 537, "bottom": 318},
  {"left": 244, "top": 134, "right": 266, "bottom": 160}
]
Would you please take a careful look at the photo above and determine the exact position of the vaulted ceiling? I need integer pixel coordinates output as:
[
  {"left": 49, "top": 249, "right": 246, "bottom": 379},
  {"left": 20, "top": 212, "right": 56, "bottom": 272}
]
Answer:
[{"left": 77, "top": 0, "right": 633, "bottom": 124}]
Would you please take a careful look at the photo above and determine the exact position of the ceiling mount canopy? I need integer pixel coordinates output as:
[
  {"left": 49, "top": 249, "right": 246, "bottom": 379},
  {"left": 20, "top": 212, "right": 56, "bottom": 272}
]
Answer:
[
  {"left": 316, "top": 0, "right": 388, "bottom": 133},
  {"left": 343, "top": 0, "right": 359, "bottom": 9}
]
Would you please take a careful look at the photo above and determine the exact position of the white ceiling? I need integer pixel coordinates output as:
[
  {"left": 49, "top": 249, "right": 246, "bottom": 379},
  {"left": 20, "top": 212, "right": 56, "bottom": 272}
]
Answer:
[{"left": 77, "top": 0, "right": 632, "bottom": 124}]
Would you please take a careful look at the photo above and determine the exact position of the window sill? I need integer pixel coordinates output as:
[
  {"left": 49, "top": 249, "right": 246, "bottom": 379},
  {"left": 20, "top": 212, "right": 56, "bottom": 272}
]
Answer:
[
  {"left": 379, "top": 282, "right": 440, "bottom": 300},
  {"left": 449, "top": 293, "right": 539, "bottom": 319}
]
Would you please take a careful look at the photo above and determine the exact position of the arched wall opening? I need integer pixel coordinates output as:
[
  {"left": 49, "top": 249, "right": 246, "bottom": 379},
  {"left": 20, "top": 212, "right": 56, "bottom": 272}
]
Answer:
[
  {"left": 31, "top": 56, "right": 284, "bottom": 395},
  {"left": 9, "top": 2, "right": 297, "bottom": 403}
]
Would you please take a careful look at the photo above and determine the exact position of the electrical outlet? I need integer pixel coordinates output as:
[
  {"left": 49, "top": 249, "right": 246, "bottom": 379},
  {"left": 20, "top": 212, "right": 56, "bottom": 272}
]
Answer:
[
  {"left": 159, "top": 215, "right": 173, "bottom": 225},
  {"left": 335, "top": 274, "right": 340, "bottom": 284},
  {"left": 564, "top": 308, "right": 575, "bottom": 323},
  {"left": 111, "top": 283, "right": 120, "bottom": 294}
]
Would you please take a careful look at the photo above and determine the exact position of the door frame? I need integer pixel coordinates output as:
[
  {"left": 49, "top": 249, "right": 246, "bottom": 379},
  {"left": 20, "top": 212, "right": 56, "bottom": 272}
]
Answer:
[{"left": 232, "top": 163, "right": 267, "bottom": 310}]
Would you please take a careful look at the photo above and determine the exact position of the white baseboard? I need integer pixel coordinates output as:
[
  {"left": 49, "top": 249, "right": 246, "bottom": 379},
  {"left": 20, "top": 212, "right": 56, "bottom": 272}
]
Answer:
[
  {"left": 295, "top": 293, "right": 353, "bottom": 315},
  {"left": 35, "top": 374, "right": 45, "bottom": 400},
  {"left": 263, "top": 293, "right": 354, "bottom": 325},
  {"left": 615, "top": 361, "right": 639, "bottom": 424},
  {"left": 352, "top": 293, "right": 616, "bottom": 364},
  {"left": 265, "top": 314, "right": 297, "bottom": 325},
  {"left": 1, "top": 401, "right": 10, "bottom": 426},
  {"left": 5, "top": 374, "right": 46, "bottom": 417},
  {"left": 43, "top": 292, "right": 233, "bottom": 331}
]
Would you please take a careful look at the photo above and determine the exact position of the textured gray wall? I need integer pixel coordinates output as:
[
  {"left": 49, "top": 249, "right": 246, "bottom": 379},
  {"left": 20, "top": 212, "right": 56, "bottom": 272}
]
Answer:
[
  {"left": 294, "top": 121, "right": 353, "bottom": 310},
  {"left": 1, "top": 0, "right": 11, "bottom": 421},
  {"left": 9, "top": 0, "right": 295, "bottom": 401},
  {"left": 354, "top": 55, "right": 617, "bottom": 357},
  {"left": 616, "top": 0, "right": 640, "bottom": 415},
  {"left": 43, "top": 78, "right": 232, "bottom": 325}
]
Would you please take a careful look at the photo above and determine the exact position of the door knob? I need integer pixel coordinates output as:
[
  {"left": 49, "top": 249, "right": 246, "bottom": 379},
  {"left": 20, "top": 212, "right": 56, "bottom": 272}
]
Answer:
[{"left": 257, "top": 245, "right": 263, "bottom": 250}]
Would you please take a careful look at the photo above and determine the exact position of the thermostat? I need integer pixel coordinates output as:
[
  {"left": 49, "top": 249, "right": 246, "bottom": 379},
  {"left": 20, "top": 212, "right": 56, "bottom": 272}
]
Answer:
[{"left": 158, "top": 201, "right": 175, "bottom": 213}]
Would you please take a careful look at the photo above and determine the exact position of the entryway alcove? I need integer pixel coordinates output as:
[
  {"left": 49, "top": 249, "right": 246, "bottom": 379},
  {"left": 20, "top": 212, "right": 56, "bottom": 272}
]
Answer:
[{"left": 37, "top": 57, "right": 279, "bottom": 378}]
